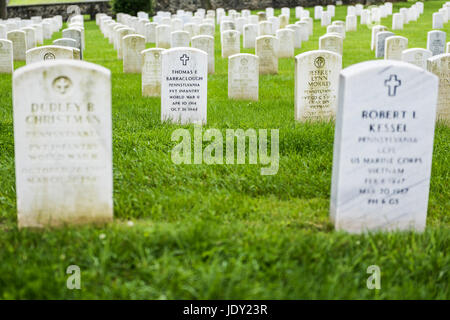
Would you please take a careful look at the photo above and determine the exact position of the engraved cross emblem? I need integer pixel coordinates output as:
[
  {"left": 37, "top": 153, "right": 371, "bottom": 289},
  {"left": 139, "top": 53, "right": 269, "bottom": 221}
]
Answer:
[
  {"left": 180, "top": 54, "right": 190, "bottom": 66},
  {"left": 384, "top": 74, "right": 401, "bottom": 97},
  {"left": 52, "top": 76, "right": 72, "bottom": 95}
]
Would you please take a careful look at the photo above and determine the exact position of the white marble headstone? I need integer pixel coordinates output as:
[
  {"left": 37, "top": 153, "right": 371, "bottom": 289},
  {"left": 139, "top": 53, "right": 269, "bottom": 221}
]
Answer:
[
  {"left": 7, "top": 30, "right": 27, "bottom": 61},
  {"left": 258, "top": 21, "right": 273, "bottom": 36},
  {"left": 26, "top": 45, "right": 74, "bottom": 65},
  {"left": 161, "top": 48, "right": 208, "bottom": 124},
  {"left": 156, "top": 25, "right": 171, "bottom": 49},
  {"left": 13, "top": 60, "right": 113, "bottom": 228},
  {"left": 375, "top": 31, "right": 395, "bottom": 58},
  {"left": 295, "top": 50, "right": 342, "bottom": 121},
  {"left": 62, "top": 28, "right": 83, "bottom": 59},
  {"left": 385, "top": 36, "right": 408, "bottom": 60},
  {"left": 331, "top": 60, "right": 439, "bottom": 233},
  {"left": 256, "top": 35, "right": 278, "bottom": 75},
  {"left": 171, "top": 30, "right": 190, "bottom": 48},
  {"left": 432, "top": 12, "right": 444, "bottom": 29},
  {"left": 401, "top": 48, "right": 432, "bottom": 69},
  {"left": 199, "top": 23, "right": 214, "bottom": 37},
  {"left": 286, "top": 24, "right": 302, "bottom": 48},
  {"left": 141, "top": 48, "right": 164, "bottom": 97},
  {"left": 243, "top": 24, "right": 257, "bottom": 49},
  {"left": 427, "top": 53, "right": 450, "bottom": 123},
  {"left": 371, "top": 25, "right": 388, "bottom": 51},
  {"left": 221, "top": 30, "right": 240, "bottom": 58},
  {"left": 319, "top": 34, "right": 343, "bottom": 55},
  {"left": 228, "top": 53, "right": 259, "bottom": 101},
  {"left": 427, "top": 30, "right": 446, "bottom": 56},
  {"left": 345, "top": 15, "right": 357, "bottom": 31},
  {"left": 191, "top": 35, "right": 215, "bottom": 74},
  {"left": 392, "top": 13, "right": 404, "bottom": 30},
  {"left": 0, "top": 39, "right": 13, "bottom": 73},
  {"left": 276, "top": 29, "right": 294, "bottom": 58},
  {"left": 123, "top": 34, "right": 145, "bottom": 73},
  {"left": 145, "top": 22, "right": 157, "bottom": 43}
]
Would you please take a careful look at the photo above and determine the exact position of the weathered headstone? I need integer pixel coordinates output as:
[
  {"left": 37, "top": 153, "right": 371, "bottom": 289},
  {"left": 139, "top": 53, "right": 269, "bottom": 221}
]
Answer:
[
  {"left": 258, "top": 12, "right": 267, "bottom": 22},
  {"left": 346, "top": 15, "right": 357, "bottom": 31},
  {"left": 375, "top": 31, "right": 395, "bottom": 58},
  {"left": 243, "top": 24, "right": 257, "bottom": 49},
  {"left": 319, "top": 34, "right": 343, "bottom": 56},
  {"left": 327, "top": 24, "right": 345, "bottom": 39},
  {"left": 184, "top": 23, "right": 199, "bottom": 39},
  {"left": 392, "top": 13, "right": 404, "bottom": 30},
  {"left": 401, "top": 48, "right": 432, "bottom": 69},
  {"left": 0, "top": 39, "right": 13, "bottom": 74},
  {"left": 220, "top": 20, "right": 236, "bottom": 33},
  {"left": 301, "top": 17, "right": 313, "bottom": 36},
  {"left": 221, "top": 30, "right": 240, "bottom": 58},
  {"left": 141, "top": 48, "right": 164, "bottom": 97},
  {"left": 432, "top": 12, "right": 444, "bottom": 29},
  {"left": 276, "top": 29, "right": 294, "bottom": 58},
  {"left": 53, "top": 38, "right": 78, "bottom": 49},
  {"left": 321, "top": 11, "right": 331, "bottom": 27},
  {"left": 256, "top": 35, "right": 278, "bottom": 75},
  {"left": 295, "top": 21, "right": 309, "bottom": 41},
  {"left": 314, "top": 6, "right": 323, "bottom": 20},
  {"left": 7, "top": 30, "right": 27, "bottom": 61},
  {"left": 328, "top": 5, "right": 336, "bottom": 17},
  {"left": 21, "top": 27, "right": 36, "bottom": 50},
  {"left": 427, "top": 30, "right": 446, "bottom": 56},
  {"left": 191, "top": 35, "right": 214, "bottom": 74},
  {"left": 31, "top": 24, "right": 44, "bottom": 45},
  {"left": 294, "top": 50, "right": 342, "bottom": 121},
  {"left": 42, "top": 22, "right": 52, "bottom": 40},
  {"left": 235, "top": 17, "right": 248, "bottom": 34},
  {"left": 228, "top": 53, "right": 259, "bottom": 101},
  {"left": 116, "top": 28, "right": 134, "bottom": 59},
  {"left": 145, "top": 22, "right": 157, "bottom": 43},
  {"left": 171, "top": 18, "right": 184, "bottom": 32},
  {"left": 279, "top": 14, "right": 289, "bottom": 29},
  {"left": 62, "top": 28, "right": 83, "bottom": 59},
  {"left": 371, "top": 25, "right": 388, "bottom": 51},
  {"left": 199, "top": 23, "right": 215, "bottom": 37},
  {"left": 427, "top": 53, "right": 450, "bottom": 123},
  {"left": 156, "top": 25, "right": 171, "bottom": 49},
  {"left": 385, "top": 36, "right": 408, "bottom": 60},
  {"left": 286, "top": 24, "right": 302, "bottom": 49},
  {"left": 161, "top": 48, "right": 208, "bottom": 124},
  {"left": 268, "top": 16, "right": 280, "bottom": 34},
  {"left": 171, "top": 30, "right": 190, "bottom": 48},
  {"left": 361, "top": 9, "right": 371, "bottom": 25},
  {"left": 26, "top": 45, "right": 74, "bottom": 65},
  {"left": 0, "top": 24, "right": 7, "bottom": 40},
  {"left": 123, "top": 34, "right": 145, "bottom": 73},
  {"left": 331, "top": 60, "right": 439, "bottom": 233},
  {"left": 13, "top": 60, "right": 113, "bottom": 228},
  {"left": 347, "top": 5, "right": 356, "bottom": 16},
  {"left": 258, "top": 21, "right": 273, "bottom": 36}
]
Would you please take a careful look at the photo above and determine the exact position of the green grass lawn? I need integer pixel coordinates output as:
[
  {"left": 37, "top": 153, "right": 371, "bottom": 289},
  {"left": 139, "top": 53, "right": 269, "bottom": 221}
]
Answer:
[{"left": 0, "top": 1, "right": 449, "bottom": 299}]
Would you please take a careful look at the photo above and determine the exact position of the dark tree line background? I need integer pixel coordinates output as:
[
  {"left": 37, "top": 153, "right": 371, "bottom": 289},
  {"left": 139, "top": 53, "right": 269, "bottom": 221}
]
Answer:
[{"left": 1, "top": 0, "right": 7, "bottom": 19}]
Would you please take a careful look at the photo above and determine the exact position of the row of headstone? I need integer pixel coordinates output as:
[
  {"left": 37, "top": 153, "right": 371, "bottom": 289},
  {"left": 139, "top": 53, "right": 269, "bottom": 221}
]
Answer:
[
  {"left": 22, "top": 15, "right": 87, "bottom": 65},
  {"left": 432, "top": 2, "right": 450, "bottom": 29},
  {"left": 11, "top": 52, "right": 448, "bottom": 232},
  {"left": 1, "top": 15, "right": 62, "bottom": 63},
  {"left": 10, "top": 3, "right": 450, "bottom": 235}
]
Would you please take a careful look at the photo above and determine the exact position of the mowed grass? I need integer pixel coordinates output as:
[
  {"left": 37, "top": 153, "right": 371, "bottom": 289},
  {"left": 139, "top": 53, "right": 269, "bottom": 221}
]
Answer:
[{"left": 0, "top": 1, "right": 449, "bottom": 299}]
